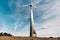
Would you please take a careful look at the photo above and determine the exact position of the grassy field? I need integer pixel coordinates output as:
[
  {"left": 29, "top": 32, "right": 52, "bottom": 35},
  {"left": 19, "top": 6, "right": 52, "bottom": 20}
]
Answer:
[{"left": 0, "top": 36, "right": 60, "bottom": 40}]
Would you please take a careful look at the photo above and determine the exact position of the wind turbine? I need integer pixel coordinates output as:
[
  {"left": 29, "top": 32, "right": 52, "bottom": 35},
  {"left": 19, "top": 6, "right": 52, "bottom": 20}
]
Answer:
[
  {"left": 29, "top": 4, "right": 37, "bottom": 37},
  {"left": 24, "top": 4, "right": 37, "bottom": 37}
]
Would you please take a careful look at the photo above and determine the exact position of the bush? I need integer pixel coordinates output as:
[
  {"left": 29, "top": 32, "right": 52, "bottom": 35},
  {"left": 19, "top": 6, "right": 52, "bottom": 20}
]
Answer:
[
  {"left": 50, "top": 37, "right": 53, "bottom": 38},
  {"left": 0, "top": 32, "right": 12, "bottom": 36},
  {"left": 0, "top": 32, "right": 3, "bottom": 36}
]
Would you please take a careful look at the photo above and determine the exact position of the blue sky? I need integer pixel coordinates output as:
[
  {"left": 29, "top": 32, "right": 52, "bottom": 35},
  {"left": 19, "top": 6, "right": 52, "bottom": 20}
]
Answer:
[{"left": 0, "top": 0, "right": 60, "bottom": 37}]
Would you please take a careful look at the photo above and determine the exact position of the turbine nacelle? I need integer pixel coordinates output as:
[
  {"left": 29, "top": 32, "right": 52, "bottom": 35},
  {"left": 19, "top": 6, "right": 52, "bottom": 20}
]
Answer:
[
  {"left": 23, "top": 4, "right": 37, "bottom": 8},
  {"left": 30, "top": 4, "right": 37, "bottom": 8},
  {"left": 30, "top": 4, "right": 33, "bottom": 7}
]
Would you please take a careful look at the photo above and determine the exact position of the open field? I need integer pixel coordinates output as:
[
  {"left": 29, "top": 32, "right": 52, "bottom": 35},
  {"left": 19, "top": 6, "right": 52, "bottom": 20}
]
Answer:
[{"left": 0, "top": 36, "right": 60, "bottom": 40}]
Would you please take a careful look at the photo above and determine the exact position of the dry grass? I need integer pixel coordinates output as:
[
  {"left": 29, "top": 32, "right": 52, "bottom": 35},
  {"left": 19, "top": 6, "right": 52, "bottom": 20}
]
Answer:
[{"left": 0, "top": 36, "right": 60, "bottom": 40}]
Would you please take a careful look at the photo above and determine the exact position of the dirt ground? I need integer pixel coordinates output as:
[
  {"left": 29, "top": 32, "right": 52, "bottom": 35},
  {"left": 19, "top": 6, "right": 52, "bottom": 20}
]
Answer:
[{"left": 0, "top": 36, "right": 60, "bottom": 40}]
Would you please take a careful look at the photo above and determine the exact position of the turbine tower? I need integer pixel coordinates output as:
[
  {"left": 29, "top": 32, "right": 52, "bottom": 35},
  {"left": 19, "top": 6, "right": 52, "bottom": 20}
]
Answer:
[{"left": 30, "top": 4, "right": 36, "bottom": 37}]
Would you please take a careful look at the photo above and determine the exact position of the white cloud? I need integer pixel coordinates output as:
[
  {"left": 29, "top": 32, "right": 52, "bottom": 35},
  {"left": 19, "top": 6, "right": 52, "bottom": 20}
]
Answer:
[{"left": 35, "top": 0, "right": 60, "bottom": 37}]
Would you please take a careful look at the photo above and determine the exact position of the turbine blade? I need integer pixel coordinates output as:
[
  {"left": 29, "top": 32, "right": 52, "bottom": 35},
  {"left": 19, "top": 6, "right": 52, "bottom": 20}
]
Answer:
[
  {"left": 20, "top": 4, "right": 30, "bottom": 7},
  {"left": 33, "top": 6, "right": 37, "bottom": 8},
  {"left": 24, "top": 5, "right": 28, "bottom": 7}
]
